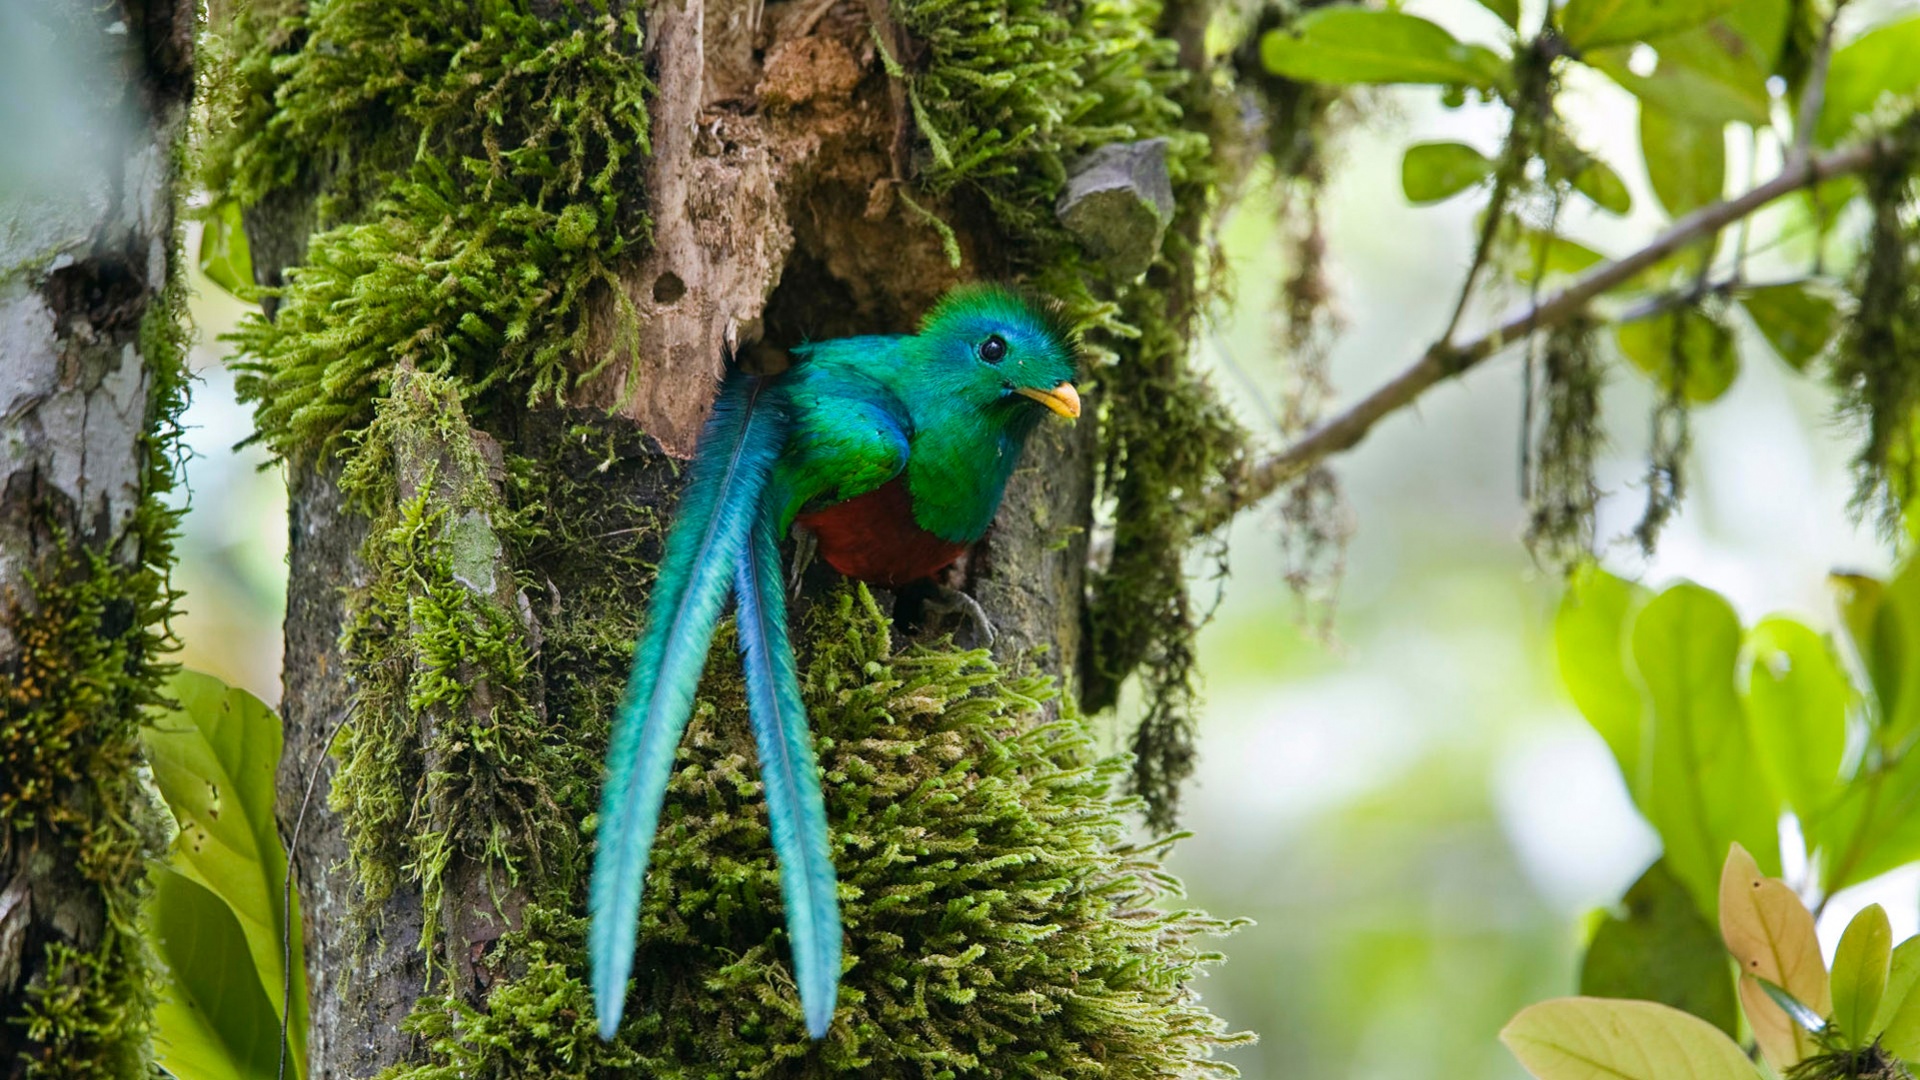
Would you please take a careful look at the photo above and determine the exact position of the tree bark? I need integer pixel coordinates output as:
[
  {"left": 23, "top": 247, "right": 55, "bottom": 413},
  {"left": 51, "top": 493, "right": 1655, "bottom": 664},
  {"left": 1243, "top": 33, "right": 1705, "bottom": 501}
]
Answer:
[{"left": 0, "top": 0, "right": 192, "bottom": 1074}]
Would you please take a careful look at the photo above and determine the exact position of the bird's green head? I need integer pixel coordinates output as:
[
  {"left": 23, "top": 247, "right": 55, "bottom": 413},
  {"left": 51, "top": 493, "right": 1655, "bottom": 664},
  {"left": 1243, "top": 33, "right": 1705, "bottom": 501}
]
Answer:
[{"left": 915, "top": 283, "right": 1081, "bottom": 423}]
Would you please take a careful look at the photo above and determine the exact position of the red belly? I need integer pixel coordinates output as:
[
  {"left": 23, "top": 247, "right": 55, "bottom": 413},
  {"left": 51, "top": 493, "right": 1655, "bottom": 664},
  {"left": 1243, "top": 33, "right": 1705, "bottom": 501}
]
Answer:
[{"left": 796, "top": 478, "right": 967, "bottom": 588}]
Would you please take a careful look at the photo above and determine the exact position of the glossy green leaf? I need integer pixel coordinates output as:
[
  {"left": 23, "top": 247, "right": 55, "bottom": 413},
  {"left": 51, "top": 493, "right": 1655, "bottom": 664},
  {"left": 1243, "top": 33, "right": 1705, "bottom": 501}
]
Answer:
[
  {"left": 1813, "top": 746, "right": 1920, "bottom": 894},
  {"left": 1616, "top": 308, "right": 1739, "bottom": 404},
  {"left": 1816, "top": 14, "right": 1920, "bottom": 147},
  {"left": 1580, "top": 860, "right": 1739, "bottom": 1036},
  {"left": 1402, "top": 141, "right": 1497, "bottom": 204},
  {"left": 1261, "top": 8, "right": 1507, "bottom": 88},
  {"left": 1739, "top": 282, "right": 1840, "bottom": 371},
  {"left": 149, "top": 867, "right": 286, "bottom": 1080},
  {"left": 1509, "top": 228, "right": 1609, "bottom": 279},
  {"left": 1742, "top": 618, "right": 1847, "bottom": 828},
  {"left": 1560, "top": 0, "right": 1735, "bottom": 51},
  {"left": 1575, "top": 158, "right": 1633, "bottom": 215},
  {"left": 197, "top": 201, "right": 255, "bottom": 300},
  {"left": 1721, "top": 0, "right": 1790, "bottom": 73},
  {"left": 1476, "top": 0, "right": 1520, "bottom": 30},
  {"left": 1872, "top": 561, "right": 1920, "bottom": 749},
  {"left": 1502, "top": 997, "right": 1760, "bottom": 1080},
  {"left": 1556, "top": 564, "right": 1651, "bottom": 799},
  {"left": 1878, "top": 936, "right": 1920, "bottom": 1061},
  {"left": 144, "top": 671, "right": 306, "bottom": 1077},
  {"left": 1831, "top": 573, "right": 1895, "bottom": 720},
  {"left": 1587, "top": 25, "right": 1772, "bottom": 127},
  {"left": 1633, "top": 584, "right": 1780, "bottom": 914},
  {"left": 1832, "top": 904, "right": 1893, "bottom": 1048},
  {"left": 1640, "top": 104, "right": 1726, "bottom": 218}
]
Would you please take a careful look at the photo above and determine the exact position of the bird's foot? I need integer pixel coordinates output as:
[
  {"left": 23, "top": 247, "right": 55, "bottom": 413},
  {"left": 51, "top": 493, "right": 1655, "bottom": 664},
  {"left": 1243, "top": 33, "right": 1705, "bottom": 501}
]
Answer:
[
  {"left": 923, "top": 584, "right": 996, "bottom": 648},
  {"left": 788, "top": 528, "right": 818, "bottom": 601}
]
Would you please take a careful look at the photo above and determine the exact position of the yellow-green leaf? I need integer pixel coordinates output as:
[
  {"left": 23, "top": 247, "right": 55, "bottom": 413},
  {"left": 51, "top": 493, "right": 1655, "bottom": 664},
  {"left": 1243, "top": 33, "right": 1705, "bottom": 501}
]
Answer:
[
  {"left": 1739, "top": 282, "right": 1840, "bottom": 371},
  {"left": 1742, "top": 618, "right": 1847, "bottom": 828},
  {"left": 1832, "top": 904, "right": 1893, "bottom": 1048},
  {"left": 1502, "top": 997, "right": 1759, "bottom": 1080},
  {"left": 1878, "top": 936, "right": 1920, "bottom": 1061},
  {"left": 1556, "top": 565, "right": 1651, "bottom": 799},
  {"left": 1616, "top": 308, "right": 1738, "bottom": 404},
  {"left": 144, "top": 671, "right": 307, "bottom": 1077},
  {"left": 1402, "top": 141, "right": 1497, "bottom": 204},
  {"left": 1640, "top": 105, "right": 1725, "bottom": 218},
  {"left": 149, "top": 867, "right": 286, "bottom": 1080},
  {"left": 1586, "top": 23, "right": 1771, "bottom": 127},
  {"left": 1816, "top": 14, "right": 1920, "bottom": 147},
  {"left": 1561, "top": 0, "right": 1737, "bottom": 51},
  {"left": 1261, "top": 8, "right": 1507, "bottom": 88},
  {"left": 1475, "top": 0, "right": 1520, "bottom": 30},
  {"left": 196, "top": 200, "right": 255, "bottom": 300},
  {"left": 1719, "top": 843, "right": 1828, "bottom": 1069}
]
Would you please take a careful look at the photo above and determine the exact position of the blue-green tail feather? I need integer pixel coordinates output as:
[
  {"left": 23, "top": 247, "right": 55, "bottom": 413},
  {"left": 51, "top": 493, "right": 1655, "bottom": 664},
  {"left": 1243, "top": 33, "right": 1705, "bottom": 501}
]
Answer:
[
  {"left": 589, "top": 374, "right": 787, "bottom": 1040},
  {"left": 735, "top": 508, "right": 843, "bottom": 1038}
]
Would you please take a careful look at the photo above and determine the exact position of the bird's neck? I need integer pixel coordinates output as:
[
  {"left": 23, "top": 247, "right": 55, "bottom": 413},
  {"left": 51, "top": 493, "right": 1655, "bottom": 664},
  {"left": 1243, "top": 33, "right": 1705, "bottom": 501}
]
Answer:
[{"left": 903, "top": 396, "right": 1036, "bottom": 543}]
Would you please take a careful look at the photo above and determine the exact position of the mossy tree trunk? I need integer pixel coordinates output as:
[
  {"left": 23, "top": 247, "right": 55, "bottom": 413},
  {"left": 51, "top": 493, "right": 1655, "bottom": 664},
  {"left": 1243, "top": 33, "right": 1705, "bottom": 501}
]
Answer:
[
  {"left": 0, "top": 1, "right": 192, "bottom": 1076},
  {"left": 219, "top": 0, "right": 1241, "bottom": 1073}
]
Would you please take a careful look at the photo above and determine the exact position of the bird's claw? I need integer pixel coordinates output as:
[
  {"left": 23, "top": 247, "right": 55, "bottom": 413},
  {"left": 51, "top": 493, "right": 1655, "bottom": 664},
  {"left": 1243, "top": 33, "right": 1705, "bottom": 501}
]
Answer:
[
  {"left": 925, "top": 585, "right": 996, "bottom": 648},
  {"left": 788, "top": 528, "right": 818, "bottom": 601}
]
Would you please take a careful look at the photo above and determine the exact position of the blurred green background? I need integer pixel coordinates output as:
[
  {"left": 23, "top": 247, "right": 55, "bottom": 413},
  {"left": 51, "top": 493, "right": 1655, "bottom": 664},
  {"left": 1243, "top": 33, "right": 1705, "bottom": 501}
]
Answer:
[{"left": 167, "top": 2, "right": 1919, "bottom": 1074}]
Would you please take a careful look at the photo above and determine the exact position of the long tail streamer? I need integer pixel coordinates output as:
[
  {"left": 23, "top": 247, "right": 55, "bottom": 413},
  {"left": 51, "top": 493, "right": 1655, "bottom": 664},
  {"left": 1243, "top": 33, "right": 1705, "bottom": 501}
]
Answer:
[
  {"left": 589, "top": 374, "right": 788, "bottom": 1040},
  {"left": 736, "top": 506, "right": 842, "bottom": 1037}
]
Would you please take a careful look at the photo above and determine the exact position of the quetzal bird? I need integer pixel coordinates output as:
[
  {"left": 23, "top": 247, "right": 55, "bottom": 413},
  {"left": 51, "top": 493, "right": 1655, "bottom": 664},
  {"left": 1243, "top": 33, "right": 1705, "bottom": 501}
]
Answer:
[{"left": 589, "top": 284, "right": 1081, "bottom": 1040}]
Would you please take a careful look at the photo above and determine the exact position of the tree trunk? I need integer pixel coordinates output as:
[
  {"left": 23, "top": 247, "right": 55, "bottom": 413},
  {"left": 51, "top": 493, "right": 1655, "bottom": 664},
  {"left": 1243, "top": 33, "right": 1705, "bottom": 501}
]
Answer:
[
  {"left": 223, "top": 0, "right": 1238, "bottom": 1073},
  {"left": 0, "top": 1, "right": 192, "bottom": 1075}
]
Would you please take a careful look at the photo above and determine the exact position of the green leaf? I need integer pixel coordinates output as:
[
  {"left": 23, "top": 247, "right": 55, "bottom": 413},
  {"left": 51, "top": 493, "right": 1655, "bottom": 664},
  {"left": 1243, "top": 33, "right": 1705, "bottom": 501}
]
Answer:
[
  {"left": 1640, "top": 105, "right": 1726, "bottom": 218},
  {"left": 1261, "top": 8, "right": 1507, "bottom": 88},
  {"left": 197, "top": 201, "right": 256, "bottom": 300},
  {"left": 1816, "top": 14, "right": 1920, "bottom": 147},
  {"left": 1832, "top": 904, "right": 1893, "bottom": 1048},
  {"left": 1502, "top": 997, "right": 1760, "bottom": 1080},
  {"left": 1586, "top": 25, "right": 1772, "bottom": 127},
  {"left": 1831, "top": 573, "right": 1895, "bottom": 720},
  {"left": 144, "top": 671, "right": 307, "bottom": 1077},
  {"left": 1739, "top": 282, "right": 1840, "bottom": 371},
  {"left": 1560, "top": 0, "right": 1737, "bottom": 51},
  {"left": 1616, "top": 308, "right": 1739, "bottom": 404},
  {"left": 1402, "top": 141, "right": 1497, "bottom": 204},
  {"left": 1632, "top": 584, "right": 1780, "bottom": 915},
  {"left": 1580, "top": 860, "right": 1739, "bottom": 1036},
  {"left": 1556, "top": 564, "right": 1652, "bottom": 799},
  {"left": 1878, "top": 936, "right": 1920, "bottom": 1061},
  {"left": 1813, "top": 746, "right": 1920, "bottom": 894},
  {"left": 1573, "top": 158, "right": 1633, "bottom": 215},
  {"left": 1722, "top": 0, "right": 1790, "bottom": 73},
  {"left": 1476, "top": 0, "right": 1520, "bottom": 30},
  {"left": 149, "top": 867, "right": 286, "bottom": 1080},
  {"left": 1742, "top": 618, "right": 1847, "bottom": 829}
]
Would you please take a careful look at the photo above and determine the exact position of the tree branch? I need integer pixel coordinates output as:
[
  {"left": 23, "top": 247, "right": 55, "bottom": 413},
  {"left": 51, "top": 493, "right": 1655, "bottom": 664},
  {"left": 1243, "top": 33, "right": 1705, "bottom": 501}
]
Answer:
[{"left": 1198, "top": 136, "right": 1884, "bottom": 533}]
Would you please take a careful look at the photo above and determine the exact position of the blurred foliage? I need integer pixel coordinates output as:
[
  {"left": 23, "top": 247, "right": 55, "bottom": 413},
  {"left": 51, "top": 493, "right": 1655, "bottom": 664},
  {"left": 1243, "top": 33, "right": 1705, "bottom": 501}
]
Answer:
[{"left": 141, "top": 670, "right": 305, "bottom": 1080}]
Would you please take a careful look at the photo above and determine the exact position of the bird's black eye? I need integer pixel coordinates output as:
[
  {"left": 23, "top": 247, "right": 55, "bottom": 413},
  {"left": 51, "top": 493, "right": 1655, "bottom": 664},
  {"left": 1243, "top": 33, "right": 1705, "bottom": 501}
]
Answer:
[{"left": 979, "top": 334, "right": 1008, "bottom": 363}]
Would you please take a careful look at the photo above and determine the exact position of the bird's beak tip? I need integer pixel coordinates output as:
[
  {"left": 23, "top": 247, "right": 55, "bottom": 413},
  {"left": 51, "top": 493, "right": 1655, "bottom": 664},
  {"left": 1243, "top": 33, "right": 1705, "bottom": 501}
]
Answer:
[{"left": 1017, "top": 381, "right": 1081, "bottom": 419}]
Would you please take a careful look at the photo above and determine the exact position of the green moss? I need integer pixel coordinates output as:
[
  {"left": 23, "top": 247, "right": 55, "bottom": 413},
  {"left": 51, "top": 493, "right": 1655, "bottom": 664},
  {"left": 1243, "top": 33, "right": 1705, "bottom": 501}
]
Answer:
[
  {"left": 897, "top": 0, "right": 1254, "bottom": 827},
  {"left": 1, "top": 223, "right": 190, "bottom": 1080},
  {"left": 216, "top": 0, "right": 653, "bottom": 461},
  {"left": 1836, "top": 117, "right": 1920, "bottom": 533},
  {"left": 331, "top": 370, "right": 576, "bottom": 955},
  {"left": 385, "top": 587, "right": 1247, "bottom": 1078}
]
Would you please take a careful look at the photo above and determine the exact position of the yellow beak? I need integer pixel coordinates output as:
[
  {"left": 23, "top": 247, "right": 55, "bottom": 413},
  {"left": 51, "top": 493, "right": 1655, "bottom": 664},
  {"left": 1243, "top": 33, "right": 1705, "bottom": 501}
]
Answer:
[{"left": 1015, "top": 381, "right": 1081, "bottom": 419}]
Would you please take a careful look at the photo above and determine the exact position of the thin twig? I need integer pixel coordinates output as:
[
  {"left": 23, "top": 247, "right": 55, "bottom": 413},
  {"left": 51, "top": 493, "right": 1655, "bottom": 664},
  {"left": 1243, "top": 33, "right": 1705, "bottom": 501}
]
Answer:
[
  {"left": 1790, "top": 1, "right": 1850, "bottom": 167},
  {"left": 1194, "top": 137, "right": 1885, "bottom": 533}
]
